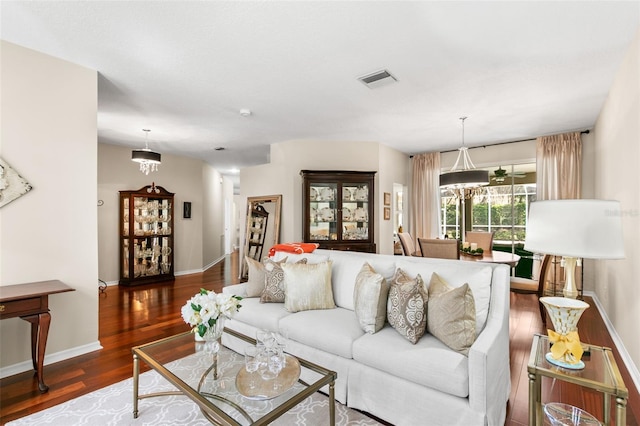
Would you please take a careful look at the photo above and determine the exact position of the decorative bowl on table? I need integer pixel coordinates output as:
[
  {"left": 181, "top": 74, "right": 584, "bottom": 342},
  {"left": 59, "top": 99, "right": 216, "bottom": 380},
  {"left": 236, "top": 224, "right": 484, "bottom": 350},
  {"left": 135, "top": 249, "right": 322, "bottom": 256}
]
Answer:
[{"left": 544, "top": 402, "right": 600, "bottom": 426}]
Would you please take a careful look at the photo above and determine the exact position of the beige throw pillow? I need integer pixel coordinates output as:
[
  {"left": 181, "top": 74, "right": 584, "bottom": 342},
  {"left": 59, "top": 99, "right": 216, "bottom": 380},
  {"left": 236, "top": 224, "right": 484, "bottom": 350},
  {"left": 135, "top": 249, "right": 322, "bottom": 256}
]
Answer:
[
  {"left": 386, "top": 268, "right": 428, "bottom": 344},
  {"left": 427, "top": 272, "right": 476, "bottom": 355},
  {"left": 282, "top": 260, "right": 335, "bottom": 313},
  {"left": 245, "top": 256, "right": 287, "bottom": 298},
  {"left": 353, "top": 263, "right": 390, "bottom": 334},
  {"left": 260, "top": 258, "right": 306, "bottom": 303}
]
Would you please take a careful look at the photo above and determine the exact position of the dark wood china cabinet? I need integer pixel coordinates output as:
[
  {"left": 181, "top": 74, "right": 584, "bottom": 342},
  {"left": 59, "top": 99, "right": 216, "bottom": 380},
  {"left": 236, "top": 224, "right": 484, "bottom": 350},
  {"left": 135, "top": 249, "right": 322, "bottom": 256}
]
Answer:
[{"left": 301, "top": 170, "right": 376, "bottom": 253}]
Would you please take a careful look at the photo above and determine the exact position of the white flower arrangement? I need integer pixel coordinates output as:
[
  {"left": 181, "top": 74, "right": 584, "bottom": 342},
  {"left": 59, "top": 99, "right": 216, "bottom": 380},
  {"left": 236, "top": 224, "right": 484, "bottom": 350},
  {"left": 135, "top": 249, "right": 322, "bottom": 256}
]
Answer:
[{"left": 181, "top": 288, "right": 242, "bottom": 338}]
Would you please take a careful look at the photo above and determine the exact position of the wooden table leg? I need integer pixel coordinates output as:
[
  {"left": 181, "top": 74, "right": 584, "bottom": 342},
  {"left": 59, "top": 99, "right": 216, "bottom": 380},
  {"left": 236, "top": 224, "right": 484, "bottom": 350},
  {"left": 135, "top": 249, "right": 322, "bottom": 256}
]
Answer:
[{"left": 24, "top": 312, "right": 51, "bottom": 393}]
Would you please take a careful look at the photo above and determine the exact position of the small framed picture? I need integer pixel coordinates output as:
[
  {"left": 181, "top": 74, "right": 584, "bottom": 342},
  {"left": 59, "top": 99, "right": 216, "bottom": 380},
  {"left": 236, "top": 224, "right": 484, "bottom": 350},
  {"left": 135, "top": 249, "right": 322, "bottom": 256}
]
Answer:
[
  {"left": 183, "top": 201, "right": 192, "bottom": 219},
  {"left": 384, "top": 207, "right": 391, "bottom": 220},
  {"left": 384, "top": 192, "right": 391, "bottom": 206}
]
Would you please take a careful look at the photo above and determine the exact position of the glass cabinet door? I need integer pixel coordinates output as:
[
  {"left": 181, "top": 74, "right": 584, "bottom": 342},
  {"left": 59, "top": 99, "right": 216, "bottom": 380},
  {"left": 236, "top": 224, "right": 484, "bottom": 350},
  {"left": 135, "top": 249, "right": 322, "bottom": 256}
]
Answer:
[
  {"left": 309, "top": 182, "right": 338, "bottom": 242},
  {"left": 341, "top": 183, "right": 369, "bottom": 241}
]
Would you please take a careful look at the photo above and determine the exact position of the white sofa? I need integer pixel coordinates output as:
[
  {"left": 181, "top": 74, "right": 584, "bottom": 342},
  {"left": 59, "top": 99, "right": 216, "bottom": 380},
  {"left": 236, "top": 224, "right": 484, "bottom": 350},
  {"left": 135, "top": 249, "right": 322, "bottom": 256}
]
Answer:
[{"left": 222, "top": 249, "right": 511, "bottom": 426}]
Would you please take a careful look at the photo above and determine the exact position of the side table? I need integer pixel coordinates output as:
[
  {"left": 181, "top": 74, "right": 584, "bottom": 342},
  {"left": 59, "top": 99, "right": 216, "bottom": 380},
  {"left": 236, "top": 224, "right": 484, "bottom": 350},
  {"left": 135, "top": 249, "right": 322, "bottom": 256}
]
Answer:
[
  {"left": 0, "top": 280, "right": 75, "bottom": 393},
  {"left": 527, "top": 333, "right": 628, "bottom": 426}
]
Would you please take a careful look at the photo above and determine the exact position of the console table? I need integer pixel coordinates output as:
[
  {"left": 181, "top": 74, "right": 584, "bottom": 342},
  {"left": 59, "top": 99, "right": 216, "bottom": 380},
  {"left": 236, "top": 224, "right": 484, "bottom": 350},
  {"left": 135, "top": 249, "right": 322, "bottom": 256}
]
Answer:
[{"left": 0, "top": 280, "right": 75, "bottom": 393}]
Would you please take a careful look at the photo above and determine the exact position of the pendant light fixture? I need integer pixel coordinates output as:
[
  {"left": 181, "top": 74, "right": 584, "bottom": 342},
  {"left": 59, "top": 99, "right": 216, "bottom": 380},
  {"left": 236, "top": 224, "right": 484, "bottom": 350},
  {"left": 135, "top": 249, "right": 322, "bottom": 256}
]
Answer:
[
  {"left": 439, "top": 117, "right": 489, "bottom": 198},
  {"left": 132, "top": 129, "right": 161, "bottom": 175}
]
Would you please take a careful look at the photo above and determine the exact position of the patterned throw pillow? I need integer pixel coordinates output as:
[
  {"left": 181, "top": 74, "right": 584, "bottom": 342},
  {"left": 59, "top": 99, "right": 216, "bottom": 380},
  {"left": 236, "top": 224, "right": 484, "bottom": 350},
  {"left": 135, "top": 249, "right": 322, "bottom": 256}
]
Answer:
[
  {"left": 353, "top": 263, "right": 389, "bottom": 334},
  {"left": 282, "top": 260, "right": 335, "bottom": 313},
  {"left": 427, "top": 272, "right": 476, "bottom": 355},
  {"left": 386, "top": 268, "right": 428, "bottom": 344},
  {"left": 260, "top": 258, "right": 307, "bottom": 303},
  {"left": 245, "top": 256, "right": 287, "bottom": 298}
]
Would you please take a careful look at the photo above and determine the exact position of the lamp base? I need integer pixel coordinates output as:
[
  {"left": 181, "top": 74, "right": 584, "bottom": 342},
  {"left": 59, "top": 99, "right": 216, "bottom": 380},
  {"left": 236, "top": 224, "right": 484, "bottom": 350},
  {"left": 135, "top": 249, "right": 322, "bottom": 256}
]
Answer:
[{"left": 545, "top": 352, "right": 585, "bottom": 370}]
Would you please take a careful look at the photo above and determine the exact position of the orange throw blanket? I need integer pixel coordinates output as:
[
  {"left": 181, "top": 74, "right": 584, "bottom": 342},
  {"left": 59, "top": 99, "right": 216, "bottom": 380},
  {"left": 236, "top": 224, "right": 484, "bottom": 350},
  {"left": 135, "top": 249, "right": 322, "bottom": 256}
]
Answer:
[{"left": 268, "top": 242, "right": 319, "bottom": 258}]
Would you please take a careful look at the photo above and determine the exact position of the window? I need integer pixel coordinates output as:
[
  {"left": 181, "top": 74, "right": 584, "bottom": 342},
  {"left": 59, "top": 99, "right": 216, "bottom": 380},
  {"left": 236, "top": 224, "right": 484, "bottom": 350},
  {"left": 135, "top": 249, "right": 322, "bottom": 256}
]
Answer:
[{"left": 440, "top": 163, "right": 536, "bottom": 277}]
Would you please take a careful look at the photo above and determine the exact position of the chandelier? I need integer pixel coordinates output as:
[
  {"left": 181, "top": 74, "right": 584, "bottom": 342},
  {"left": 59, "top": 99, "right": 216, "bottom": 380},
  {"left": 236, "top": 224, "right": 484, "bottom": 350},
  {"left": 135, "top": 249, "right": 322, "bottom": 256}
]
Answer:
[
  {"left": 439, "top": 117, "right": 489, "bottom": 199},
  {"left": 132, "top": 129, "right": 161, "bottom": 175}
]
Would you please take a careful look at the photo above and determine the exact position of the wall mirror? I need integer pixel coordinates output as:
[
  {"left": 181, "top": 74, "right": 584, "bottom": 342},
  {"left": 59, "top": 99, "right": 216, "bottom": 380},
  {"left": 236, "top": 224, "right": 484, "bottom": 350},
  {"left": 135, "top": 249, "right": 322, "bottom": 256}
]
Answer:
[{"left": 241, "top": 194, "right": 282, "bottom": 278}]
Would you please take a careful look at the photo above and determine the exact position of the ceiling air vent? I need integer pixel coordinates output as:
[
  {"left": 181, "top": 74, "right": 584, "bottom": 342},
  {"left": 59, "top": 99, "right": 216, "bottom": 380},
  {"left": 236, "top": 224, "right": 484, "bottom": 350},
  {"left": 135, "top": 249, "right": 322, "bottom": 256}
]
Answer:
[{"left": 357, "top": 69, "right": 398, "bottom": 89}]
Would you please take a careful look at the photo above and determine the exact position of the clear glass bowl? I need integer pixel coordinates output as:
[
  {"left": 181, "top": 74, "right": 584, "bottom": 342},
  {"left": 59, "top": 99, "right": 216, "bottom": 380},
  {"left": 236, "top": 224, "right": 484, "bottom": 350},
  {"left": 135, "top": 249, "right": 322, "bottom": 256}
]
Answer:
[{"left": 544, "top": 402, "right": 601, "bottom": 426}]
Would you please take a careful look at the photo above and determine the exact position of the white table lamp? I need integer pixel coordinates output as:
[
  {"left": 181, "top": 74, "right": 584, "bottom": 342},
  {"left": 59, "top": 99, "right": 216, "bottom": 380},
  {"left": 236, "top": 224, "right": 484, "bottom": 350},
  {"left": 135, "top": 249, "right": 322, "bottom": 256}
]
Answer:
[
  {"left": 524, "top": 199, "right": 625, "bottom": 298},
  {"left": 525, "top": 199, "right": 624, "bottom": 369}
]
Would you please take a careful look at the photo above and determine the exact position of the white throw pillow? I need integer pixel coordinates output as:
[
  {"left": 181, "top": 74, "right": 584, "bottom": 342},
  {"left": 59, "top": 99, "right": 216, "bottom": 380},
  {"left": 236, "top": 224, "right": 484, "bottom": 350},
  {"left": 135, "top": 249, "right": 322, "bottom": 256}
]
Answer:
[
  {"left": 353, "top": 263, "right": 390, "bottom": 334},
  {"left": 282, "top": 261, "right": 336, "bottom": 313}
]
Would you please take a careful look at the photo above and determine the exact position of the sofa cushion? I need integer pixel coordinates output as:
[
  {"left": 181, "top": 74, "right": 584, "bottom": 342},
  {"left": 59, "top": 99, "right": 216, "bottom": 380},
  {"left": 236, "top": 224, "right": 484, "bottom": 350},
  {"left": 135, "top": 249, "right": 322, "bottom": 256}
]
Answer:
[
  {"left": 228, "top": 297, "right": 292, "bottom": 332},
  {"left": 352, "top": 326, "right": 470, "bottom": 398},
  {"left": 387, "top": 269, "right": 428, "bottom": 344},
  {"left": 427, "top": 273, "right": 476, "bottom": 355},
  {"left": 325, "top": 250, "right": 396, "bottom": 310},
  {"left": 395, "top": 258, "right": 492, "bottom": 335},
  {"left": 282, "top": 260, "right": 336, "bottom": 312},
  {"left": 279, "top": 307, "right": 363, "bottom": 359},
  {"left": 353, "top": 263, "right": 390, "bottom": 334},
  {"left": 260, "top": 258, "right": 307, "bottom": 303}
]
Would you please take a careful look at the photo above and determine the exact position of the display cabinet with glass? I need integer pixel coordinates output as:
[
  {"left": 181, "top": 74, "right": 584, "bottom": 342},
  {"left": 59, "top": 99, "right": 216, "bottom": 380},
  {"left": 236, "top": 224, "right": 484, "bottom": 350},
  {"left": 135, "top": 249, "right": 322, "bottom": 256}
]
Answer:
[
  {"left": 119, "top": 184, "right": 175, "bottom": 286},
  {"left": 301, "top": 170, "right": 375, "bottom": 253}
]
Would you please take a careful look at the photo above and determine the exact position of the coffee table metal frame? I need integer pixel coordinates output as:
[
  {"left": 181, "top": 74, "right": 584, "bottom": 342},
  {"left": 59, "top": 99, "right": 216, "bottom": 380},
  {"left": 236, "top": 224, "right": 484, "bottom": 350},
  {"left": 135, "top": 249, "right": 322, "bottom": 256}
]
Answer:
[
  {"left": 527, "top": 333, "right": 628, "bottom": 426},
  {"left": 132, "top": 327, "right": 337, "bottom": 425}
]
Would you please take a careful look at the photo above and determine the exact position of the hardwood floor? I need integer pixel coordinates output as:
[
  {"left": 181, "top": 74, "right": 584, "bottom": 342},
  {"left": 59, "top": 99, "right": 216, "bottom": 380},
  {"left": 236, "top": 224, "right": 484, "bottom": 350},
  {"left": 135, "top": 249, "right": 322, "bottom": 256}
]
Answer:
[{"left": 1, "top": 251, "right": 638, "bottom": 425}]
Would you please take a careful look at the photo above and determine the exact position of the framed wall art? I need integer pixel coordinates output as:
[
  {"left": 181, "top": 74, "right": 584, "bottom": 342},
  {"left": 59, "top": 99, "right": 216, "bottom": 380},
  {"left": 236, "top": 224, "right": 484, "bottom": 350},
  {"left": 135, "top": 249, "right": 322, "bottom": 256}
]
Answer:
[
  {"left": 0, "top": 157, "right": 33, "bottom": 208},
  {"left": 384, "top": 207, "right": 391, "bottom": 220},
  {"left": 384, "top": 192, "right": 391, "bottom": 206}
]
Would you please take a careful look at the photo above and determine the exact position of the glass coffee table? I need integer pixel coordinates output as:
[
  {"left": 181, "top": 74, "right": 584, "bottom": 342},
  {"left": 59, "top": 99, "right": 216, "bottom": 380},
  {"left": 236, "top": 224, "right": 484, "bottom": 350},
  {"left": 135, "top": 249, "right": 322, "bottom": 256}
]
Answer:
[{"left": 132, "top": 328, "right": 337, "bottom": 425}]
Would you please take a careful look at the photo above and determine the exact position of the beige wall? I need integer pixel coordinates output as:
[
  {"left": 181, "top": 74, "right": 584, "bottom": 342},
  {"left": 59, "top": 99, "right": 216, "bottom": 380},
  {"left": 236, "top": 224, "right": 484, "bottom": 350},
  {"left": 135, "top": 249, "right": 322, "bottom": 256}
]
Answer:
[
  {"left": 0, "top": 41, "right": 100, "bottom": 372},
  {"left": 239, "top": 139, "right": 410, "bottom": 269},
  {"left": 203, "top": 164, "right": 235, "bottom": 267},
  {"left": 378, "top": 143, "right": 412, "bottom": 254},
  {"left": 592, "top": 29, "right": 640, "bottom": 381},
  {"left": 98, "top": 143, "right": 205, "bottom": 282}
]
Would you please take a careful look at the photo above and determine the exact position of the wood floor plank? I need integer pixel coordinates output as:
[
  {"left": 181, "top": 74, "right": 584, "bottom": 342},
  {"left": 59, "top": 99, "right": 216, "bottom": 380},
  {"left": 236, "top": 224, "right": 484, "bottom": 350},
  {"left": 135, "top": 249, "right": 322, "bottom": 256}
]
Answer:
[{"left": 1, "top": 251, "right": 637, "bottom": 425}]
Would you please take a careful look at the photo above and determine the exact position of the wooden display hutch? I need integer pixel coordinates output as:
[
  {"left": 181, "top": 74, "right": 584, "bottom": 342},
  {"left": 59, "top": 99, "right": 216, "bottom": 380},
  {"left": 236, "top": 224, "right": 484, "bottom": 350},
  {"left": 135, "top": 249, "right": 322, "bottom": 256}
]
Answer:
[
  {"left": 119, "top": 184, "right": 175, "bottom": 286},
  {"left": 301, "top": 170, "right": 376, "bottom": 253}
]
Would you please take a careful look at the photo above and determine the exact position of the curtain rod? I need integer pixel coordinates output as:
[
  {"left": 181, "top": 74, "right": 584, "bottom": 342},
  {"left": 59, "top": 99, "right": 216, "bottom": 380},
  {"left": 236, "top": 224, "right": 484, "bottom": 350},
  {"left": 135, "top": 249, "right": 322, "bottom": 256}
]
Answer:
[{"left": 410, "top": 129, "right": 590, "bottom": 157}]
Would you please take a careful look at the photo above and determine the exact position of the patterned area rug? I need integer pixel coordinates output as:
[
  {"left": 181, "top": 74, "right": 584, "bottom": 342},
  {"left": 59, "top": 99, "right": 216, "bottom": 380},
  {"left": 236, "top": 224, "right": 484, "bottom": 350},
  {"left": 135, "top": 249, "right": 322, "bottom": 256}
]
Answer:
[{"left": 7, "top": 350, "right": 383, "bottom": 426}]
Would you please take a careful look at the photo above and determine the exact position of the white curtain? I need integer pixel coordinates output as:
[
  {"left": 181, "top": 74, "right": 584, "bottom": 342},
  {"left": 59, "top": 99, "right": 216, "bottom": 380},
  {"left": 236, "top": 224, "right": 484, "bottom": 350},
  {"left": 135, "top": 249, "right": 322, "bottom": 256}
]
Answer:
[
  {"left": 536, "top": 132, "right": 582, "bottom": 200},
  {"left": 410, "top": 152, "right": 441, "bottom": 241}
]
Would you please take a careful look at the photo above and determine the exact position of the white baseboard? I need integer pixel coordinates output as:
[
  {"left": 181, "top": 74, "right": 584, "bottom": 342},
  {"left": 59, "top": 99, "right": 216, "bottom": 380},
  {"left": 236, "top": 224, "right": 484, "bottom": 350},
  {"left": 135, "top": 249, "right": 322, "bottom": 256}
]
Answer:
[
  {"left": 584, "top": 290, "right": 640, "bottom": 395},
  {"left": 0, "top": 340, "right": 103, "bottom": 379},
  {"left": 103, "top": 257, "right": 227, "bottom": 285},
  {"left": 203, "top": 256, "right": 225, "bottom": 272}
]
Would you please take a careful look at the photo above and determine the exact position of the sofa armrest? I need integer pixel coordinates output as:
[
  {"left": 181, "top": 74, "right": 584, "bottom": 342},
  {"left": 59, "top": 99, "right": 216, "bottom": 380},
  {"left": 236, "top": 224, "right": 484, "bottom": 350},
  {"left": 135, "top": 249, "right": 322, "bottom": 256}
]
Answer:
[
  {"left": 468, "top": 264, "right": 511, "bottom": 425},
  {"left": 222, "top": 283, "right": 247, "bottom": 297}
]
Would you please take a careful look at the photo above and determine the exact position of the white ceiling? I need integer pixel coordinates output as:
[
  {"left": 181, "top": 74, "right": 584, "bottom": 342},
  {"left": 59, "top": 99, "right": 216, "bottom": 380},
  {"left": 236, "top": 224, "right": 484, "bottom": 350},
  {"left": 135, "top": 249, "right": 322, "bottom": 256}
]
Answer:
[{"left": 2, "top": 1, "right": 639, "bottom": 181}]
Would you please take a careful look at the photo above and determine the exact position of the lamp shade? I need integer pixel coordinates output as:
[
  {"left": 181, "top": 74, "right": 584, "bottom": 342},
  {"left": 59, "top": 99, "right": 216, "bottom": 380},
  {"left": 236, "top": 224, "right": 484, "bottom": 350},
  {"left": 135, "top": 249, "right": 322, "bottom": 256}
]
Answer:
[
  {"left": 524, "top": 199, "right": 625, "bottom": 259},
  {"left": 132, "top": 149, "right": 161, "bottom": 164},
  {"left": 440, "top": 170, "right": 489, "bottom": 189}
]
